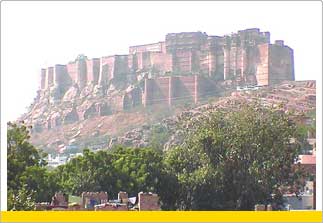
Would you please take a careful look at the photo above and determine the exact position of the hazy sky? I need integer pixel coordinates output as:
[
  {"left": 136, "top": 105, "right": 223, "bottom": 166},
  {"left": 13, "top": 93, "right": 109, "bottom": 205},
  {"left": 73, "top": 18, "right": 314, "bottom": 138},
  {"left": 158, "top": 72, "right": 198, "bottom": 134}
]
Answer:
[{"left": 1, "top": 1, "right": 322, "bottom": 121}]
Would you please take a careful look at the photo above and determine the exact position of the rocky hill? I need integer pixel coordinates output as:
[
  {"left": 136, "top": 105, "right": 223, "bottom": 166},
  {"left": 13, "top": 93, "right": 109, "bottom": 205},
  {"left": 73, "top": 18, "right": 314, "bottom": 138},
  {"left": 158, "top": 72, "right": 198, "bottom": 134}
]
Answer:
[
  {"left": 19, "top": 28, "right": 300, "bottom": 154},
  {"left": 109, "top": 80, "right": 316, "bottom": 150},
  {"left": 28, "top": 80, "right": 315, "bottom": 154}
]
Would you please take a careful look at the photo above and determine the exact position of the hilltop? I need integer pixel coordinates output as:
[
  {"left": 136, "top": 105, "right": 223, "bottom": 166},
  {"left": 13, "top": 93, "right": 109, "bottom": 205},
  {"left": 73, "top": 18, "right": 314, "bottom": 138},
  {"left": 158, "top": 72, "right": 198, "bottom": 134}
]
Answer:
[
  {"left": 29, "top": 80, "right": 315, "bottom": 154},
  {"left": 19, "top": 28, "right": 299, "bottom": 154}
]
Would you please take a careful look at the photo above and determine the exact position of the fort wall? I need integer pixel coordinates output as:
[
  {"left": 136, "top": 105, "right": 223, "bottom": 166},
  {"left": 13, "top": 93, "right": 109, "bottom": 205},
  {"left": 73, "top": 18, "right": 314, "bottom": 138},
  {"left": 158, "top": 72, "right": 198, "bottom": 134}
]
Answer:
[
  {"left": 66, "top": 62, "right": 78, "bottom": 84},
  {"left": 129, "top": 42, "right": 165, "bottom": 54},
  {"left": 40, "top": 69, "right": 46, "bottom": 90},
  {"left": 37, "top": 28, "right": 294, "bottom": 117},
  {"left": 268, "top": 43, "right": 294, "bottom": 85},
  {"left": 256, "top": 44, "right": 270, "bottom": 86},
  {"left": 143, "top": 75, "right": 216, "bottom": 107},
  {"left": 86, "top": 58, "right": 100, "bottom": 85},
  {"left": 45, "top": 67, "right": 54, "bottom": 89},
  {"left": 40, "top": 29, "right": 294, "bottom": 93}
]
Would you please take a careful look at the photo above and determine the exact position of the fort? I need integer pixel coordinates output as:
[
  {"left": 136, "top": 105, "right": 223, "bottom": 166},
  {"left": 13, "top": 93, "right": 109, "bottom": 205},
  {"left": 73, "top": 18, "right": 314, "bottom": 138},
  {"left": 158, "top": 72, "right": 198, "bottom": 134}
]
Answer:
[{"left": 25, "top": 28, "right": 294, "bottom": 131}]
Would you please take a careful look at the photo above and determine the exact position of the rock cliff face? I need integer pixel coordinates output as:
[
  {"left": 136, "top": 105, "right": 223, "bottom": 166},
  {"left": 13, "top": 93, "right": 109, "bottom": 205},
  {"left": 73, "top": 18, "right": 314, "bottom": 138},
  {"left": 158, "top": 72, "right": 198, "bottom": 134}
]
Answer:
[
  {"left": 21, "top": 28, "right": 295, "bottom": 151},
  {"left": 110, "top": 81, "right": 316, "bottom": 151},
  {"left": 27, "top": 80, "right": 315, "bottom": 154}
]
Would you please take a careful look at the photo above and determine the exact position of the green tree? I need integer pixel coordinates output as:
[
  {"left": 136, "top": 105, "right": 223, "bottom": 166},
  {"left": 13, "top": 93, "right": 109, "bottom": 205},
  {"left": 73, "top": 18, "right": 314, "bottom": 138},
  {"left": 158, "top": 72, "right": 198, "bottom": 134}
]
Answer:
[
  {"left": 7, "top": 122, "right": 55, "bottom": 210},
  {"left": 165, "top": 103, "right": 303, "bottom": 210},
  {"left": 54, "top": 146, "right": 178, "bottom": 209},
  {"left": 295, "top": 110, "right": 316, "bottom": 154},
  {"left": 7, "top": 122, "right": 45, "bottom": 190},
  {"left": 149, "top": 125, "right": 170, "bottom": 151},
  {"left": 20, "top": 166, "right": 60, "bottom": 203},
  {"left": 54, "top": 148, "right": 117, "bottom": 195},
  {"left": 8, "top": 185, "right": 35, "bottom": 211}
]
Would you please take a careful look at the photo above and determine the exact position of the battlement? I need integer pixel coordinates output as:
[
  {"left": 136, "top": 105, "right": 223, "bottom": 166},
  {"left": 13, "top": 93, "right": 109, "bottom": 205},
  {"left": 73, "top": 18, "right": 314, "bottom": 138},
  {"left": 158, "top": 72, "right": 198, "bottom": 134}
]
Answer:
[
  {"left": 39, "top": 28, "right": 293, "bottom": 95},
  {"left": 32, "top": 28, "right": 294, "bottom": 130},
  {"left": 129, "top": 42, "right": 165, "bottom": 54}
]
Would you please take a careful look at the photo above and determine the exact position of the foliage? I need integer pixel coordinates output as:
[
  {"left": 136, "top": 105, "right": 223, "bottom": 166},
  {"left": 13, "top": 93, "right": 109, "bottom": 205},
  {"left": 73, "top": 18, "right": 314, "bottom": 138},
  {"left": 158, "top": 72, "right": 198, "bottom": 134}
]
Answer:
[
  {"left": 7, "top": 122, "right": 56, "bottom": 210},
  {"left": 8, "top": 185, "right": 35, "bottom": 211},
  {"left": 149, "top": 125, "right": 171, "bottom": 151},
  {"left": 164, "top": 103, "right": 303, "bottom": 210},
  {"left": 53, "top": 146, "right": 175, "bottom": 206},
  {"left": 6, "top": 103, "right": 307, "bottom": 210},
  {"left": 7, "top": 122, "right": 45, "bottom": 190},
  {"left": 295, "top": 110, "right": 316, "bottom": 154},
  {"left": 20, "top": 166, "right": 60, "bottom": 202}
]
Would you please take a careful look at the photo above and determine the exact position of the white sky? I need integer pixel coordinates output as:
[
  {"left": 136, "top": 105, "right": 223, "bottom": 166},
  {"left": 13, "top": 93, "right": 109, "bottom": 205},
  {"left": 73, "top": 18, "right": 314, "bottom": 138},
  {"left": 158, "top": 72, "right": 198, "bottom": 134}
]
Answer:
[{"left": 1, "top": 1, "right": 322, "bottom": 121}]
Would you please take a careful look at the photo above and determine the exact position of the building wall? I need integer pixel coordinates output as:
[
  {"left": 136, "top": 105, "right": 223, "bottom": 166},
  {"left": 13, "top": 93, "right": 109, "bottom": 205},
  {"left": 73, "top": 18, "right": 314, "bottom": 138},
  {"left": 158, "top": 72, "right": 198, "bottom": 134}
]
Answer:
[
  {"left": 198, "top": 38, "right": 219, "bottom": 76},
  {"left": 66, "top": 62, "right": 78, "bottom": 84},
  {"left": 175, "top": 76, "right": 197, "bottom": 104},
  {"left": 100, "top": 55, "right": 130, "bottom": 82},
  {"left": 256, "top": 43, "right": 295, "bottom": 86},
  {"left": 137, "top": 52, "right": 151, "bottom": 71},
  {"left": 268, "top": 44, "right": 295, "bottom": 85},
  {"left": 114, "top": 55, "right": 130, "bottom": 79},
  {"left": 174, "top": 50, "right": 193, "bottom": 73},
  {"left": 150, "top": 52, "right": 173, "bottom": 72},
  {"left": 86, "top": 58, "right": 100, "bottom": 85},
  {"left": 197, "top": 76, "right": 218, "bottom": 99},
  {"left": 165, "top": 32, "right": 208, "bottom": 52},
  {"left": 129, "top": 42, "right": 164, "bottom": 54},
  {"left": 223, "top": 29, "right": 270, "bottom": 81},
  {"left": 128, "top": 54, "right": 138, "bottom": 72},
  {"left": 143, "top": 77, "right": 170, "bottom": 106},
  {"left": 143, "top": 78, "right": 153, "bottom": 107},
  {"left": 143, "top": 75, "right": 216, "bottom": 107},
  {"left": 76, "top": 58, "right": 88, "bottom": 89},
  {"left": 166, "top": 32, "right": 207, "bottom": 74},
  {"left": 123, "top": 87, "right": 142, "bottom": 110},
  {"left": 54, "top": 65, "right": 66, "bottom": 86},
  {"left": 40, "top": 69, "right": 46, "bottom": 90},
  {"left": 256, "top": 44, "right": 270, "bottom": 86},
  {"left": 100, "top": 56, "right": 115, "bottom": 83},
  {"left": 138, "top": 192, "right": 161, "bottom": 211},
  {"left": 95, "top": 204, "right": 128, "bottom": 211},
  {"left": 81, "top": 192, "right": 108, "bottom": 210},
  {"left": 45, "top": 67, "right": 54, "bottom": 89},
  {"left": 53, "top": 64, "right": 72, "bottom": 97},
  {"left": 223, "top": 47, "right": 231, "bottom": 80},
  {"left": 38, "top": 29, "right": 294, "bottom": 100}
]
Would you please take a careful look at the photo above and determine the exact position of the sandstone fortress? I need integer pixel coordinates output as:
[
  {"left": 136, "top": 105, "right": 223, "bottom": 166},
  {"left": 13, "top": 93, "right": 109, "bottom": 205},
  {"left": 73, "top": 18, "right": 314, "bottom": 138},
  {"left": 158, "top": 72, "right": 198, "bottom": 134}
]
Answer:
[{"left": 24, "top": 28, "right": 294, "bottom": 132}]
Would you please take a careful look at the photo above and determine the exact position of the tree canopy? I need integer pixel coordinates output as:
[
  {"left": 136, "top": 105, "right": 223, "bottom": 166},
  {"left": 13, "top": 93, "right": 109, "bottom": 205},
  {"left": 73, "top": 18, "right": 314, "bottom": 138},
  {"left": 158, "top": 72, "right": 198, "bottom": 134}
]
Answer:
[
  {"left": 7, "top": 103, "right": 305, "bottom": 210},
  {"left": 7, "top": 122, "right": 57, "bottom": 210},
  {"left": 164, "top": 103, "right": 303, "bottom": 210}
]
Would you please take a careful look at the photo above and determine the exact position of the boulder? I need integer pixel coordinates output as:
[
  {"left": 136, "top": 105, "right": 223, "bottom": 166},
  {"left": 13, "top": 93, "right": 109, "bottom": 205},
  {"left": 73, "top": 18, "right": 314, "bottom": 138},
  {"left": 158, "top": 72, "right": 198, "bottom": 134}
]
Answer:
[
  {"left": 78, "top": 101, "right": 97, "bottom": 120},
  {"left": 63, "top": 85, "right": 80, "bottom": 102},
  {"left": 95, "top": 102, "right": 112, "bottom": 116},
  {"left": 80, "top": 83, "right": 94, "bottom": 98},
  {"left": 93, "top": 84, "right": 105, "bottom": 97},
  {"left": 49, "top": 85, "right": 65, "bottom": 103},
  {"left": 63, "top": 107, "right": 79, "bottom": 124}
]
